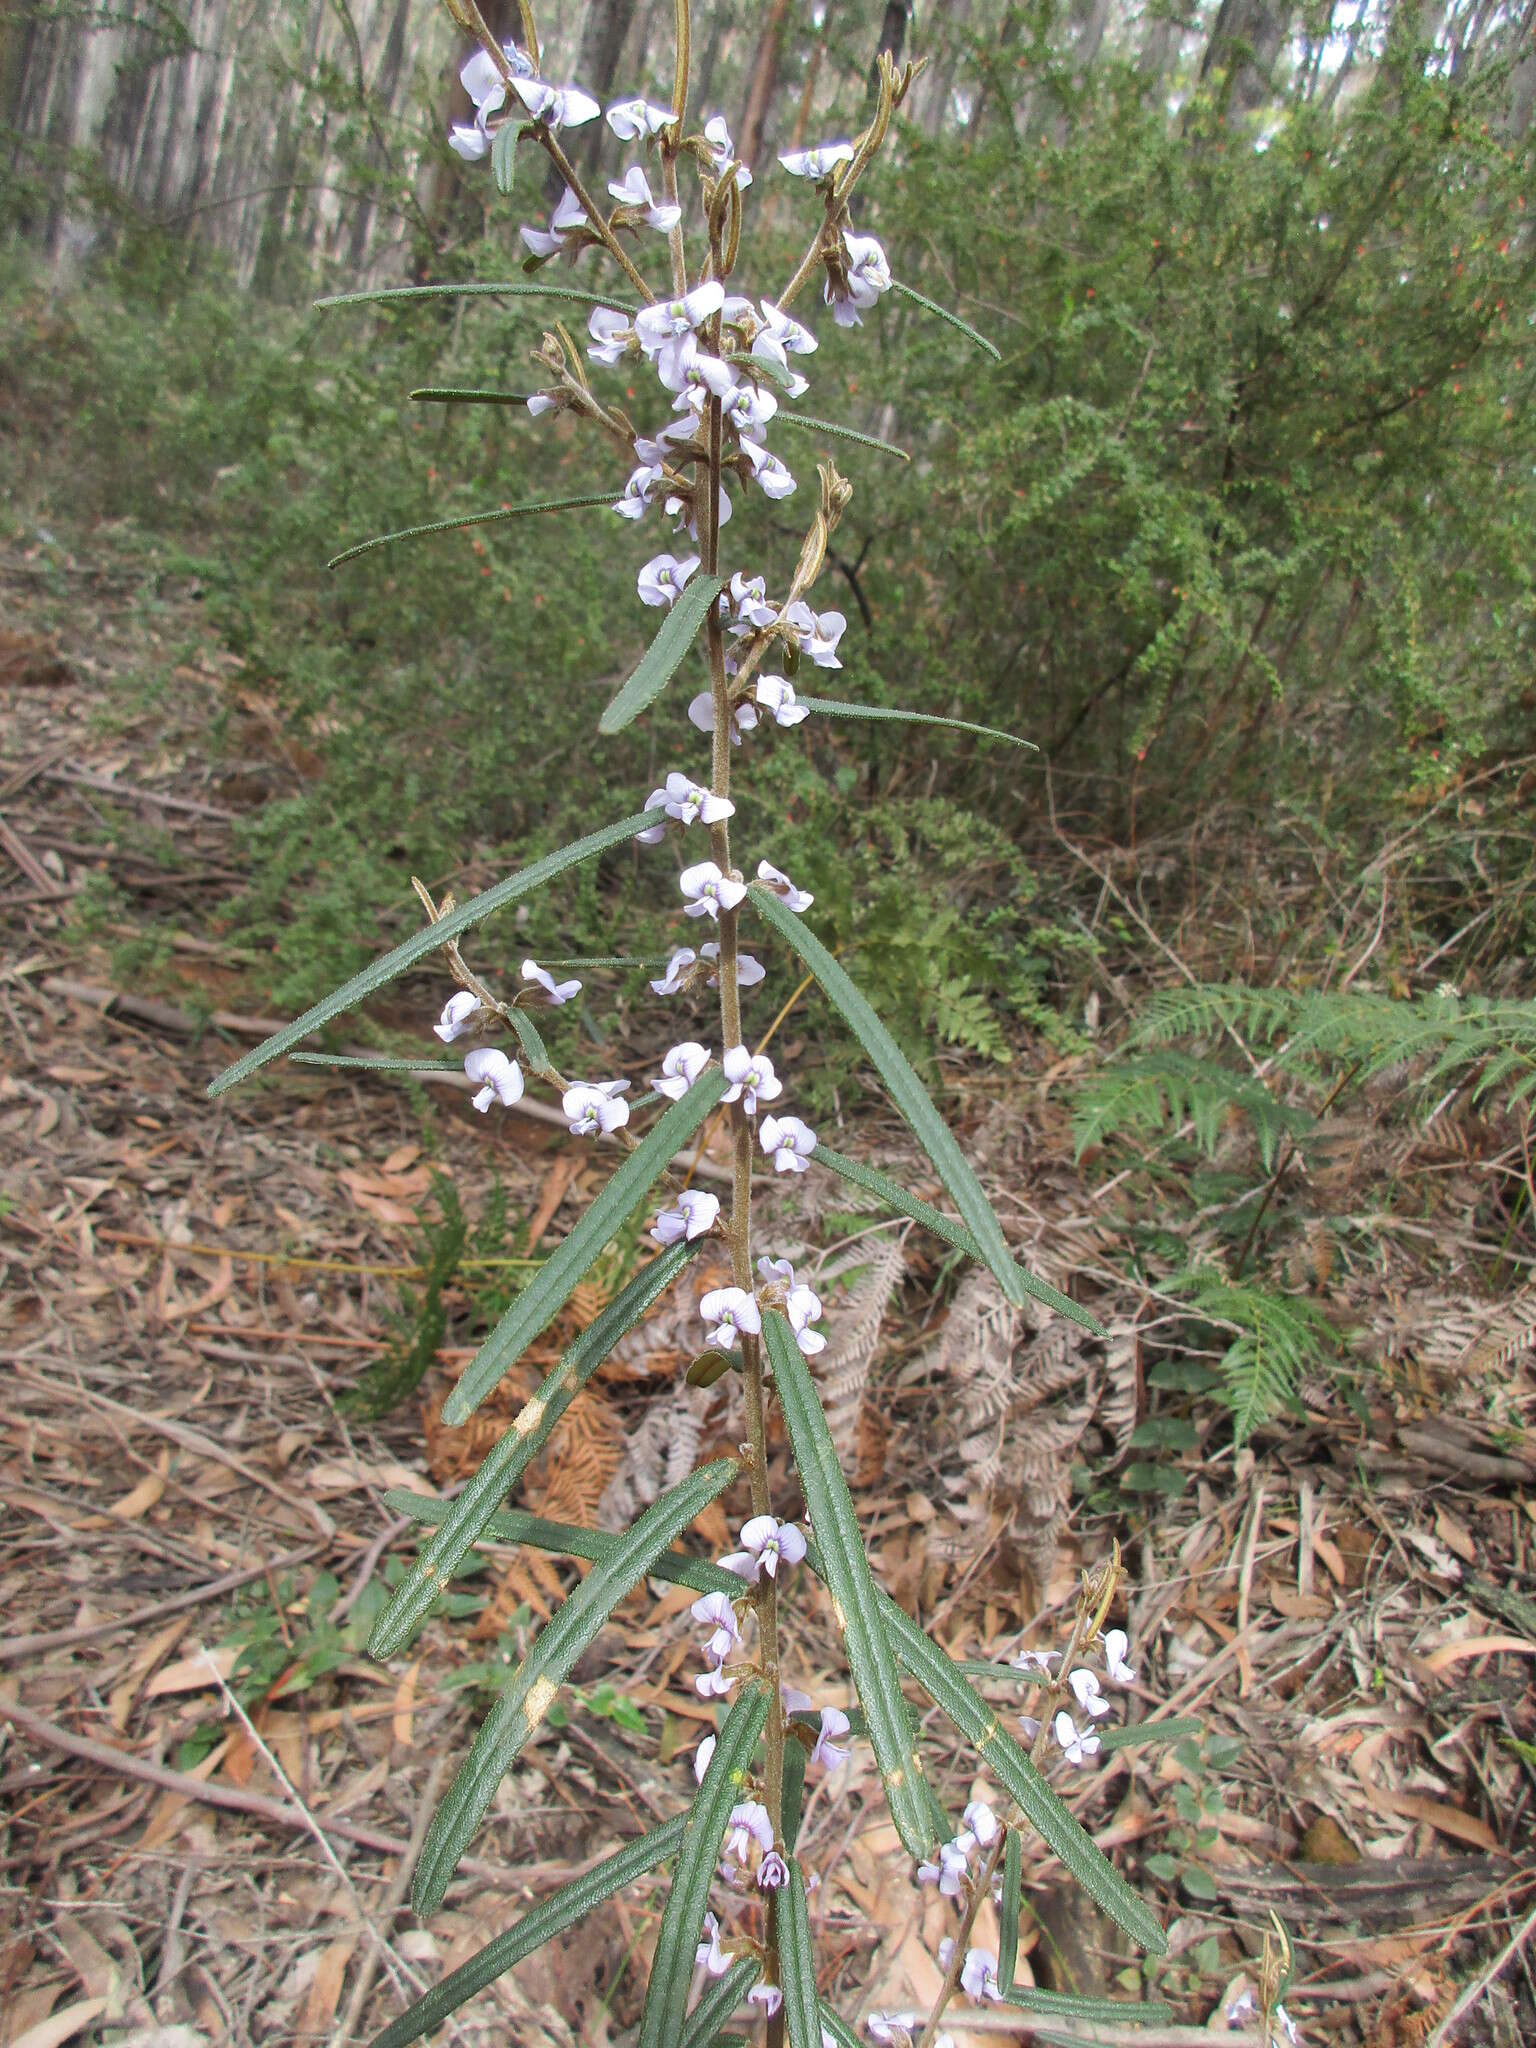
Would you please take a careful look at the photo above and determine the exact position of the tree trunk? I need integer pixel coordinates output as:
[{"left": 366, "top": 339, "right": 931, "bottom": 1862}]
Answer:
[
  {"left": 1197, "top": 0, "right": 1295, "bottom": 113},
  {"left": 736, "top": 0, "right": 791, "bottom": 169},
  {"left": 865, "top": 0, "right": 911, "bottom": 112},
  {"left": 560, "top": 0, "right": 641, "bottom": 187}
]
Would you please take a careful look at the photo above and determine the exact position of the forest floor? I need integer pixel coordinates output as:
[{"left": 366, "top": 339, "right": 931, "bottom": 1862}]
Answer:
[{"left": 3, "top": 527, "right": 1536, "bottom": 2048}]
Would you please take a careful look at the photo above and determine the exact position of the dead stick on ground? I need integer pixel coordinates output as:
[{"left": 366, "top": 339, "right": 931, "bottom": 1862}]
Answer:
[
  {"left": 1424, "top": 1891, "right": 1536, "bottom": 2048},
  {"left": 336, "top": 1756, "right": 448, "bottom": 2047},
  {"left": 0, "top": 1544, "right": 322, "bottom": 1662}
]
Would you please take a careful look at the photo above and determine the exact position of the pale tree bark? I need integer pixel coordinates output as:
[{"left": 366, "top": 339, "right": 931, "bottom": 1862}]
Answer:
[
  {"left": 865, "top": 0, "right": 912, "bottom": 112},
  {"left": 565, "top": 0, "right": 640, "bottom": 174},
  {"left": 737, "top": 0, "right": 791, "bottom": 168},
  {"left": 1197, "top": 0, "right": 1296, "bottom": 112},
  {"left": 1510, "top": 0, "right": 1536, "bottom": 135},
  {"left": 915, "top": 0, "right": 972, "bottom": 136},
  {"left": 1138, "top": 7, "right": 1187, "bottom": 83}
]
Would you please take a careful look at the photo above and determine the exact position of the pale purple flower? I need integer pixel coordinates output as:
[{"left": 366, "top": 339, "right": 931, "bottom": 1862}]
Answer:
[
  {"left": 721, "top": 1513, "right": 806, "bottom": 1583},
  {"left": 757, "top": 859, "right": 813, "bottom": 912},
  {"left": 653, "top": 1041, "right": 712, "bottom": 1102},
  {"left": 650, "top": 946, "right": 698, "bottom": 995},
  {"left": 634, "top": 279, "right": 725, "bottom": 355},
  {"left": 1103, "top": 1628, "right": 1137, "bottom": 1686},
  {"left": 721, "top": 1045, "right": 781, "bottom": 1113},
  {"left": 787, "top": 1282, "right": 826, "bottom": 1357},
  {"left": 700, "top": 1286, "right": 761, "bottom": 1348},
  {"left": 729, "top": 570, "right": 777, "bottom": 628},
  {"left": 1069, "top": 1668, "right": 1111, "bottom": 1720},
  {"left": 521, "top": 958, "right": 581, "bottom": 1005},
  {"left": 606, "top": 96, "right": 672, "bottom": 140},
  {"left": 650, "top": 771, "right": 734, "bottom": 830},
  {"left": 693, "top": 1733, "right": 716, "bottom": 1783},
  {"left": 509, "top": 74, "right": 601, "bottom": 130},
  {"left": 723, "top": 1799, "right": 775, "bottom": 1864},
  {"left": 867, "top": 2017, "right": 922, "bottom": 2046},
  {"left": 691, "top": 1589, "right": 742, "bottom": 1666},
  {"left": 587, "top": 306, "right": 633, "bottom": 365},
  {"left": 695, "top": 1910, "right": 730, "bottom": 1977},
  {"left": 520, "top": 186, "right": 587, "bottom": 257},
  {"left": 780, "top": 600, "right": 847, "bottom": 667},
  {"left": 696, "top": 1662, "right": 734, "bottom": 1698},
  {"left": 526, "top": 393, "right": 560, "bottom": 418},
  {"left": 721, "top": 381, "right": 778, "bottom": 441},
  {"left": 781, "top": 1683, "right": 815, "bottom": 1716},
  {"left": 962, "top": 1800, "right": 999, "bottom": 1848},
  {"left": 662, "top": 338, "right": 738, "bottom": 413},
  {"left": 828, "top": 229, "right": 892, "bottom": 326},
  {"left": 637, "top": 551, "right": 699, "bottom": 608},
  {"left": 651, "top": 1188, "right": 720, "bottom": 1245},
  {"left": 613, "top": 462, "right": 664, "bottom": 522},
  {"left": 448, "top": 122, "right": 490, "bottom": 161},
  {"left": 1018, "top": 1714, "right": 1041, "bottom": 1741},
  {"left": 687, "top": 688, "right": 758, "bottom": 743},
  {"left": 755, "top": 676, "right": 811, "bottom": 726},
  {"left": 680, "top": 861, "right": 747, "bottom": 920},
  {"left": 1011, "top": 1648, "right": 1060, "bottom": 1674},
  {"left": 917, "top": 1838, "right": 970, "bottom": 1897},
  {"left": 759, "top": 1113, "right": 817, "bottom": 1174},
  {"left": 741, "top": 438, "right": 797, "bottom": 499},
  {"left": 757, "top": 1851, "right": 790, "bottom": 1890},
  {"left": 1053, "top": 1710, "right": 1101, "bottom": 1766},
  {"left": 938, "top": 1937, "right": 956, "bottom": 1971},
  {"left": 665, "top": 478, "right": 732, "bottom": 542},
  {"left": 750, "top": 1984, "right": 784, "bottom": 2018},
  {"left": 435, "top": 990, "right": 483, "bottom": 1043},
  {"left": 464, "top": 1047, "right": 524, "bottom": 1113},
  {"left": 780, "top": 140, "right": 856, "bottom": 179},
  {"left": 960, "top": 1947, "right": 1001, "bottom": 2004},
  {"left": 562, "top": 1080, "right": 631, "bottom": 1137},
  {"left": 811, "top": 1705, "right": 851, "bottom": 1770},
  {"left": 699, "top": 942, "right": 765, "bottom": 988},
  {"left": 702, "top": 115, "right": 753, "bottom": 190},
  {"left": 607, "top": 164, "right": 681, "bottom": 232}
]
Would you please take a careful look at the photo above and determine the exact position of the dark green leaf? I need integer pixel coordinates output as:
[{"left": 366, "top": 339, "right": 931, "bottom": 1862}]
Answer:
[
  {"left": 891, "top": 278, "right": 1002, "bottom": 360},
  {"left": 680, "top": 1958, "right": 760, "bottom": 2048},
  {"left": 316, "top": 281, "right": 639, "bottom": 313},
  {"left": 1002, "top": 1988, "right": 1174, "bottom": 2024},
  {"left": 777, "top": 1858, "right": 821, "bottom": 2048},
  {"left": 1096, "top": 1715, "right": 1204, "bottom": 1752},
  {"left": 782, "top": 1732, "right": 809, "bottom": 1852},
  {"left": 328, "top": 492, "right": 615, "bottom": 571},
  {"left": 369, "top": 1242, "right": 700, "bottom": 1659},
  {"left": 638, "top": 1679, "right": 773, "bottom": 2048},
  {"left": 797, "top": 696, "right": 1034, "bottom": 750},
  {"left": 409, "top": 386, "right": 536, "bottom": 406},
  {"left": 442, "top": 1067, "right": 726, "bottom": 1421},
  {"left": 415, "top": 1458, "right": 737, "bottom": 1913},
  {"left": 598, "top": 574, "right": 725, "bottom": 735},
  {"left": 810, "top": 1144, "right": 1102, "bottom": 1333},
  {"left": 207, "top": 806, "right": 665, "bottom": 1096},
  {"left": 999, "top": 1825, "right": 1022, "bottom": 1990},
  {"left": 492, "top": 118, "right": 518, "bottom": 195},
  {"left": 776, "top": 412, "right": 910, "bottom": 462},
  {"left": 762, "top": 1311, "right": 935, "bottom": 1861},
  {"left": 384, "top": 1486, "right": 740, "bottom": 1598},
  {"left": 290, "top": 1053, "right": 464, "bottom": 1073},
  {"left": 370, "top": 1815, "right": 686, "bottom": 2048},
  {"left": 817, "top": 2006, "right": 863, "bottom": 2048},
  {"left": 504, "top": 1004, "right": 553, "bottom": 1078}
]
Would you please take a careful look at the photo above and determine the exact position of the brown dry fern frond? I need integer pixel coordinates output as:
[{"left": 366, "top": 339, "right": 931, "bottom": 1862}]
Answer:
[{"left": 814, "top": 1229, "right": 908, "bottom": 1467}]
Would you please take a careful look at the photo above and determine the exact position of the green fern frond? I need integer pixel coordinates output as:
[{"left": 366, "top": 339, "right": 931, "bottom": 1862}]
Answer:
[
  {"left": 1073, "top": 1052, "right": 1311, "bottom": 1168},
  {"left": 1165, "top": 1270, "right": 1338, "bottom": 1443}
]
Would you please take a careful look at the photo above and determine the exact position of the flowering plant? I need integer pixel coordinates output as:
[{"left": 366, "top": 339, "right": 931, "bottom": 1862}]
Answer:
[{"left": 208, "top": 1, "right": 1167, "bottom": 2039}]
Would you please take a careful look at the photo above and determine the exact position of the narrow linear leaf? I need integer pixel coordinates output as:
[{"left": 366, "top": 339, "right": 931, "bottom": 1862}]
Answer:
[
  {"left": 442, "top": 1066, "right": 726, "bottom": 1421},
  {"left": 1002, "top": 1988, "right": 1174, "bottom": 2024},
  {"left": 503, "top": 1004, "right": 553, "bottom": 1077},
  {"left": 384, "top": 1487, "right": 741, "bottom": 1598},
  {"left": 328, "top": 491, "right": 615, "bottom": 571},
  {"left": 953, "top": 1660, "right": 1051, "bottom": 1686},
  {"left": 370, "top": 1242, "right": 700, "bottom": 1659},
  {"left": 777, "top": 1858, "right": 822, "bottom": 2048},
  {"left": 762, "top": 1311, "right": 935, "bottom": 1861},
  {"left": 740, "top": 351, "right": 802, "bottom": 395},
  {"left": 370, "top": 1814, "right": 686, "bottom": 2048},
  {"left": 410, "top": 386, "right": 536, "bottom": 406},
  {"left": 598, "top": 574, "right": 726, "bottom": 736},
  {"left": 776, "top": 412, "right": 909, "bottom": 462},
  {"left": 1096, "top": 1715, "right": 1203, "bottom": 1752},
  {"left": 798, "top": 696, "right": 1035, "bottom": 750},
  {"left": 638, "top": 1679, "right": 773, "bottom": 2048},
  {"left": 415, "top": 1457, "right": 737, "bottom": 1914},
  {"left": 999, "top": 1826, "right": 1022, "bottom": 1991},
  {"left": 891, "top": 278, "right": 1002, "bottom": 361},
  {"left": 206, "top": 806, "right": 664, "bottom": 1097},
  {"left": 817, "top": 2006, "right": 863, "bottom": 2048},
  {"left": 491, "top": 117, "right": 519, "bottom": 195},
  {"left": 291, "top": 1053, "right": 464, "bottom": 1073},
  {"left": 679, "top": 1957, "right": 760, "bottom": 2048},
  {"left": 750, "top": 889, "right": 1039, "bottom": 1322},
  {"left": 811, "top": 1144, "right": 1102, "bottom": 1334},
  {"left": 782, "top": 1732, "right": 809, "bottom": 1852},
  {"left": 869, "top": 1588, "right": 1165, "bottom": 1955},
  {"left": 316, "top": 280, "right": 639, "bottom": 313}
]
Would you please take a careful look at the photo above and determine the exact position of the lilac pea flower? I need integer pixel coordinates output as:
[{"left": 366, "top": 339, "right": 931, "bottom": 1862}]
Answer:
[
  {"left": 721, "top": 1045, "right": 782, "bottom": 1113},
  {"left": 867, "top": 2017, "right": 923, "bottom": 2046},
  {"left": 1012, "top": 1648, "right": 1060, "bottom": 1673},
  {"left": 463, "top": 1048, "right": 524, "bottom": 1113},
  {"left": 787, "top": 1282, "right": 826, "bottom": 1357},
  {"left": 587, "top": 306, "right": 633, "bottom": 365},
  {"left": 657, "top": 771, "right": 734, "bottom": 828},
  {"left": 757, "top": 1253, "right": 795, "bottom": 1286},
  {"left": 561, "top": 1082, "right": 631, "bottom": 1137},
  {"left": 721, "top": 1514, "right": 807, "bottom": 1584},
  {"left": 448, "top": 123, "right": 490, "bottom": 161},
  {"left": 521, "top": 959, "right": 581, "bottom": 1005},
  {"left": 780, "top": 140, "right": 856, "bottom": 179},
  {"left": 779, "top": 600, "right": 847, "bottom": 667},
  {"left": 916, "top": 1839, "right": 970, "bottom": 1897},
  {"left": 1018, "top": 1714, "right": 1041, "bottom": 1741},
  {"left": 607, "top": 164, "right": 681, "bottom": 231},
  {"left": 665, "top": 345, "right": 737, "bottom": 414},
  {"left": 723, "top": 1799, "right": 775, "bottom": 1866},
  {"left": 1103, "top": 1628, "right": 1137, "bottom": 1686},
  {"left": 755, "top": 676, "right": 810, "bottom": 726},
  {"left": 695, "top": 1910, "right": 730, "bottom": 1977},
  {"left": 751, "top": 1984, "right": 784, "bottom": 2018},
  {"left": 653, "top": 1040, "right": 712, "bottom": 1101},
  {"left": 690, "top": 1589, "right": 742, "bottom": 1666},
  {"left": 695, "top": 1662, "right": 735, "bottom": 1699},
  {"left": 962, "top": 1800, "right": 999, "bottom": 1848},
  {"left": 679, "top": 861, "right": 747, "bottom": 920},
  {"left": 606, "top": 96, "right": 673, "bottom": 140},
  {"left": 960, "top": 1948, "right": 1002, "bottom": 2004},
  {"left": 635, "top": 279, "right": 726, "bottom": 355},
  {"left": 756, "top": 298, "right": 817, "bottom": 357},
  {"left": 722, "top": 382, "right": 778, "bottom": 438},
  {"left": 637, "top": 551, "right": 699, "bottom": 608},
  {"left": 757, "top": 859, "right": 814, "bottom": 912},
  {"left": 702, "top": 115, "right": 753, "bottom": 189},
  {"left": 434, "top": 990, "right": 483, "bottom": 1043},
  {"left": 1053, "top": 1710, "right": 1101, "bottom": 1765},
  {"left": 781, "top": 1683, "right": 815, "bottom": 1716},
  {"left": 650, "top": 946, "right": 698, "bottom": 995},
  {"left": 510, "top": 75, "right": 601, "bottom": 130},
  {"left": 651, "top": 1188, "right": 719, "bottom": 1244},
  {"left": 827, "top": 229, "right": 892, "bottom": 327},
  {"left": 700, "top": 1286, "right": 761, "bottom": 1348},
  {"left": 757, "top": 1851, "right": 790, "bottom": 1891},
  {"left": 759, "top": 1113, "right": 817, "bottom": 1174},
  {"left": 699, "top": 942, "right": 765, "bottom": 988},
  {"left": 665, "top": 478, "right": 732, "bottom": 541},
  {"left": 1069, "top": 1667, "right": 1111, "bottom": 1720},
  {"left": 811, "top": 1705, "right": 851, "bottom": 1771},
  {"left": 729, "top": 570, "right": 777, "bottom": 628},
  {"left": 741, "top": 439, "right": 797, "bottom": 499},
  {"left": 526, "top": 393, "right": 560, "bottom": 418},
  {"left": 520, "top": 186, "right": 587, "bottom": 257},
  {"left": 687, "top": 689, "right": 758, "bottom": 743},
  {"left": 938, "top": 1937, "right": 956, "bottom": 1971},
  {"left": 693, "top": 1733, "right": 716, "bottom": 1783},
  {"left": 613, "top": 462, "right": 664, "bottom": 522}
]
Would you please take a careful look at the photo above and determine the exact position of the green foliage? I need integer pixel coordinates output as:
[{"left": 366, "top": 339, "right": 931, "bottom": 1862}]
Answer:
[
  {"left": 344, "top": 1174, "right": 466, "bottom": 1418},
  {"left": 1074, "top": 1052, "right": 1313, "bottom": 1169},
  {"left": 1165, "top": 1268, "right": 1340, "bottom": 1445}
]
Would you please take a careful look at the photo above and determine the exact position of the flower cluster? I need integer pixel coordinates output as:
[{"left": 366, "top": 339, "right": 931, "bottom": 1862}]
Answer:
[
  {"left": 917, "top": 1798, "right": 999, "bottom": 1901},
  {"left": 1015, "top": 1627, "right": 1137, "bottom": 1765}
]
